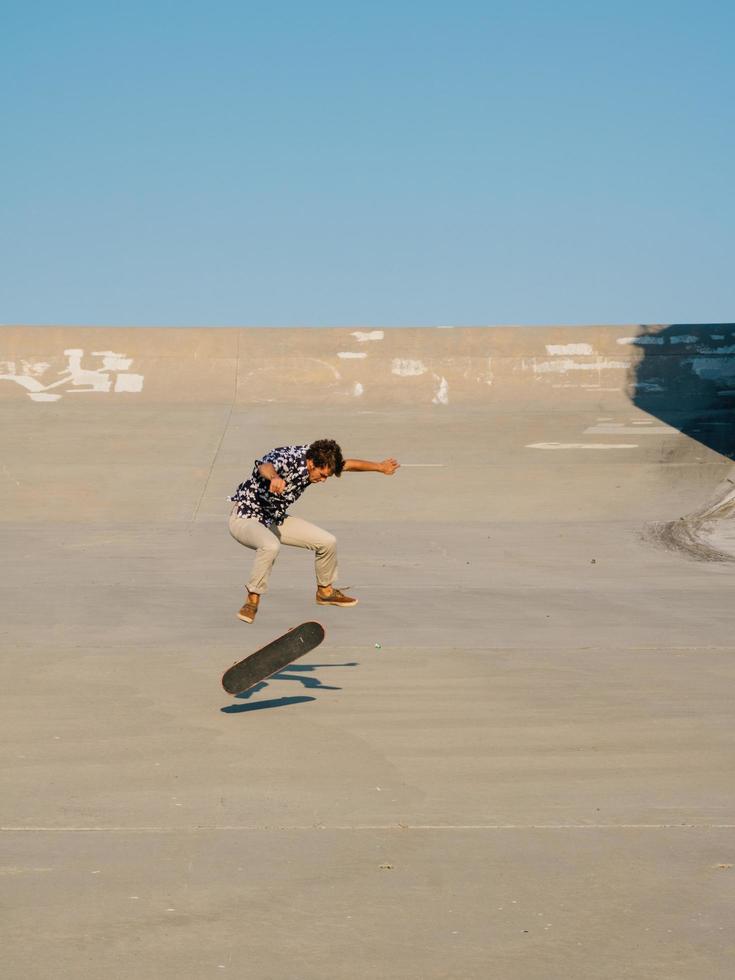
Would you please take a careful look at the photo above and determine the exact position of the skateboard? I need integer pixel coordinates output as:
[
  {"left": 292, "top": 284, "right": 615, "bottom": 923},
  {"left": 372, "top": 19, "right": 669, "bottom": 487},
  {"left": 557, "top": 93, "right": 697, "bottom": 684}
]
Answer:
[{"left": 222, "top": 621, "right": 325, "bottom": 695}]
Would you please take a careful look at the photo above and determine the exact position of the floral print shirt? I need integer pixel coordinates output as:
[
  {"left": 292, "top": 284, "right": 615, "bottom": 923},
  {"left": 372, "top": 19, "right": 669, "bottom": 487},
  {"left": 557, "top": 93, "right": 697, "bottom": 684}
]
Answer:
[{"left": 229, "top": 445, "right": 310, "bottom": 526}]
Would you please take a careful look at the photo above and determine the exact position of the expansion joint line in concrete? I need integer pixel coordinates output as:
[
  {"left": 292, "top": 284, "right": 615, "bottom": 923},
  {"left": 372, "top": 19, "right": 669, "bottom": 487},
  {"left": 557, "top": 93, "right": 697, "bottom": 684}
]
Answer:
[
  {"left": 191, "top": 330, "right": 240, "bottom": 522},
  {"left": 3, "top": 824, "right": 735, "bottom": 833}
]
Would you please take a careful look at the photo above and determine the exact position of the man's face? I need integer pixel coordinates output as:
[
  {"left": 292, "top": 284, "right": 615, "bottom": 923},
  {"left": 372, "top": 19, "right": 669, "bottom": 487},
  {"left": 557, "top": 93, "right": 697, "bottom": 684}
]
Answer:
[{"left": 306, "top": 459, "right": 332, "bottom": 483}]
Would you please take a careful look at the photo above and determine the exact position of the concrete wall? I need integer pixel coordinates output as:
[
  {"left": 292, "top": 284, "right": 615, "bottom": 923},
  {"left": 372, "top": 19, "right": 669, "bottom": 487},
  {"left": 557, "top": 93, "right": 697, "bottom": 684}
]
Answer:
[{"left": 2, "top": 324, "right": 734, "bottom": 409}]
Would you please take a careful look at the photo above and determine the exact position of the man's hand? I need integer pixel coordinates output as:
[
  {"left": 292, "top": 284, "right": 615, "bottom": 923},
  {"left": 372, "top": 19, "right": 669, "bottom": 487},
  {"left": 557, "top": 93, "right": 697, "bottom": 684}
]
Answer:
[
  {"left": 380, "top": 458, "right": 400, "bottom": 475},
  {"left": 258, "top": 462, "right": 285, "bottom": 494}
]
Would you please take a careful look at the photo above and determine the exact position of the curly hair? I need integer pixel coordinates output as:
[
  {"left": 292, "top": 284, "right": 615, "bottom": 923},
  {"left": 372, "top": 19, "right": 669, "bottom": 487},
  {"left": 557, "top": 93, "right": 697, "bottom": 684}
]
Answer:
[{"left": 307, "top": 439, "right": 344, "bottom": 477}]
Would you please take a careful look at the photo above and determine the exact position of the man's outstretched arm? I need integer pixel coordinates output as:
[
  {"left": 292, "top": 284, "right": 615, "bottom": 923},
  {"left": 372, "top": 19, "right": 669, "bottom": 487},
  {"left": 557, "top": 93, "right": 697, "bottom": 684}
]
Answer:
[{"left": 343, "top": 457, "right": 400, "bottom": 475}]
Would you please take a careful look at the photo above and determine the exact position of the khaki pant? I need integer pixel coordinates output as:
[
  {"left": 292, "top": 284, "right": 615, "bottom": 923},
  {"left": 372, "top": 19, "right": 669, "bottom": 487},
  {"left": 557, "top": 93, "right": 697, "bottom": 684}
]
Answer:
[{"left": 228, "top": 512, "right": 338, "bottom": 595}]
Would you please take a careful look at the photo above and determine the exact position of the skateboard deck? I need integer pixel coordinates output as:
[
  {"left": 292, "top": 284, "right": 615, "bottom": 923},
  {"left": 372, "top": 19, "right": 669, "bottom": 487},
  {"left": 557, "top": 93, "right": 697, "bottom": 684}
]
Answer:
[{"left": 222, "top": 621, "right": 325, "bottom": 695}]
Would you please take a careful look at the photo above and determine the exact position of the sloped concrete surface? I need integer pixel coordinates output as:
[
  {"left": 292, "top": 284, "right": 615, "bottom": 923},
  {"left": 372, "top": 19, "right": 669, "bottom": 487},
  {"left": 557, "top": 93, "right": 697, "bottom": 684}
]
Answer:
[{"left": 2, "top": 326, "right": 735, "bottom": 979}]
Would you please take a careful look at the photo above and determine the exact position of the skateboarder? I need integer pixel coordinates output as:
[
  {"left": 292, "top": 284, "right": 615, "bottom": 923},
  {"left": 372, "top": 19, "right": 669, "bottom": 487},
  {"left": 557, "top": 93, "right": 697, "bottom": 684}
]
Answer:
[{"left": 228, "top": 439, "right": 400, "bottom": 622}]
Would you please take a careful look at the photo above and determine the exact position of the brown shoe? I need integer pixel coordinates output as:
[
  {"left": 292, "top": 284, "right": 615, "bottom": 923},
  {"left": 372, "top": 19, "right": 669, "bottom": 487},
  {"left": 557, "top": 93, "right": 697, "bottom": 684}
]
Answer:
[
  {"left": 237, "top": 592, "right": 259, "bottom": 623},
  {"left": 316, "top": 587, "right": 358, "bottom": 607}
]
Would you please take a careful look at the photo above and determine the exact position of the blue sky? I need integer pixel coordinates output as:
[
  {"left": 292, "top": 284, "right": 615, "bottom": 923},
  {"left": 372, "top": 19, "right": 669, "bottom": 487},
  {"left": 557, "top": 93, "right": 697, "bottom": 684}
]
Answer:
[{"left": 2, "top": 1, "right": 733, "bottom": 326}]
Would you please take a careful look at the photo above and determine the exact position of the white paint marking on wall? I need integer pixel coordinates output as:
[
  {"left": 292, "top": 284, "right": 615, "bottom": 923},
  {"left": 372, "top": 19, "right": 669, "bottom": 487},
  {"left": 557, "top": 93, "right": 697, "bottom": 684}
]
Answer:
[
  {"left": 585, "top": 423, "right": 676, "bottom": 435},
  {"left": 530, "top": 358, "right": 629, "bottom": 374},
  {"left": 351, "top": 330, "right": 384, "bottom": 342},
  {"left": 629, "top": 336, "right": 735, "bottom": 354},
  {"left": 20, "top": 360, "right": 51, "bottom": 377},
  {"left": 114, "top": 374, "right": 145, "bottom": 393},
  {"left": 686, "top": 356, "right": 735, "bottom": 381},
  {"left": 337, "top": 351, "right": 368, "bottom": 359},
  {"left": 353, "top": 382, "right": 364, "bottom": 397},
  {"left": 61, "top": 349, "right": 112, "bottom": 391},
  {"left": 392, "top": 359, "right": 427, "bottom": 376},
  {"left": 0, "top": 349, "right": 145, "bottom": 402},
  {"left": 432, "top": 376, "right": 449, "bottom": 405},
  {"left": 616, "top": 336, "right": 665, "bottom": 345},
  {"left": 93, "top": 351, "right": 134, "bottom": 371},
  {"left": 527, "top": 443, "right": 638, "bottom": 450},
  {"left": 632, "top": 381, "right": 665, "bottom": 391},
  {"left": 545, "top": 343, "right": 594, "bottom": 355}
]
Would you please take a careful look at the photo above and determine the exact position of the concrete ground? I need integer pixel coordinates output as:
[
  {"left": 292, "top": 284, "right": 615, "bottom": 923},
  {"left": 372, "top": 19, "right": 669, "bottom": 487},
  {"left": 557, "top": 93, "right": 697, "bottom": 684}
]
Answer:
[{"left": 2, "top": 328, "right": 735, "bottom": 979}]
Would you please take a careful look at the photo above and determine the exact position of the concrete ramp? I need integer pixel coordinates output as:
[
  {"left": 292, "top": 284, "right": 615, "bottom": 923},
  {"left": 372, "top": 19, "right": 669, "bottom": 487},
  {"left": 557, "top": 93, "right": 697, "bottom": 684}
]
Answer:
[
  {"left": 2, "top": 324, "right": 734, "bottom": 527},
  {"left": 2, "top": 324, "right": 735, "bottom": 980}
]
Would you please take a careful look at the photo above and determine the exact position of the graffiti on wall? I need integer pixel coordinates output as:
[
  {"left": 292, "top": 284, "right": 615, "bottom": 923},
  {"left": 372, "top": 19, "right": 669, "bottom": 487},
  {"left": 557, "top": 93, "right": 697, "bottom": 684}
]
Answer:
[{"left": 0, "top": 349, "right": 144, "bottom": 402}]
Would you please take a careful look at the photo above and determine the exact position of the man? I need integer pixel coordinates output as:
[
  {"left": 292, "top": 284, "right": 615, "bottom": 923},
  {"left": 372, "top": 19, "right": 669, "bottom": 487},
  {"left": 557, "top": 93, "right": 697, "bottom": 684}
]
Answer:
[{"left": 229, "top": 439, "right": 400, "bottom": 622}]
